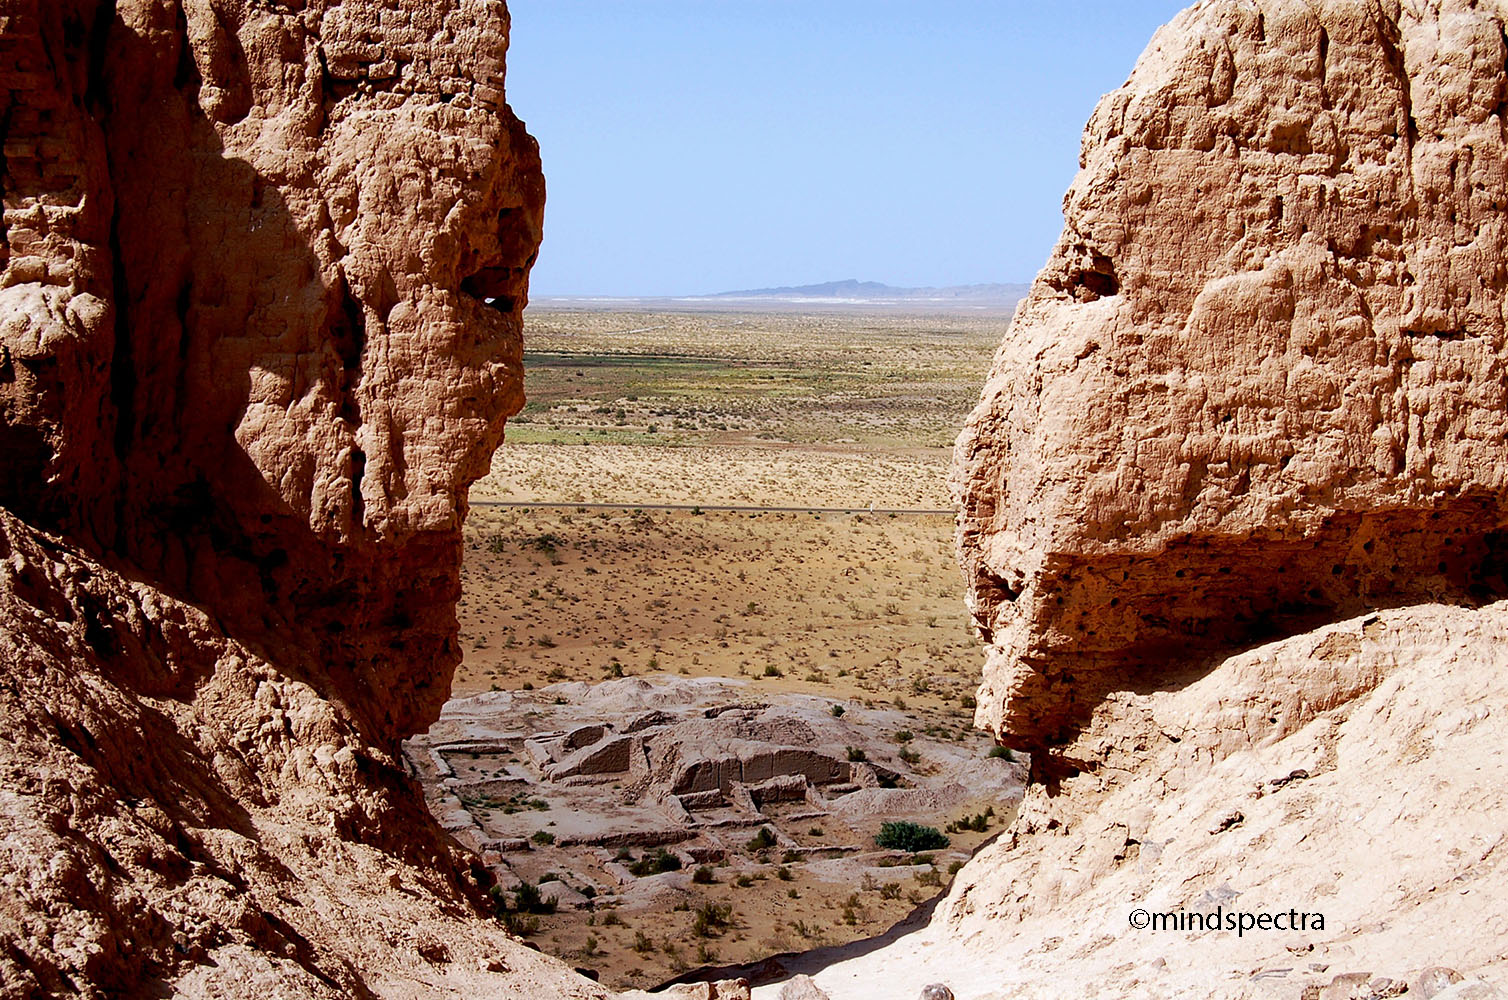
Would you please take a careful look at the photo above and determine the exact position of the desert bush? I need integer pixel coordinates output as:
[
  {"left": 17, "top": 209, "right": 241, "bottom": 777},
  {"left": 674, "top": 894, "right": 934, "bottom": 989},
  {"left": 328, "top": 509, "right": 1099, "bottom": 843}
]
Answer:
[
  {"left": 875, "top": 821, "right": 949, "bottom": 852},
  {"left": 502, "top": 911, "right": 539, "bottom": 935},
  {"left": 628, "top": 848, "right": 682, "bottom": 876},
  {"left": 745, "top": 827, "right": 776, "bottom": 852},
  {"left": 845, "top": 746, "right": 866, "bottom": 762},
  {"left": 946, "top": 811, "right": 990, "bottom": 834},
  {"left": 514, "top": 881, "right": 557, "bottom": 915},
  {"left": 692, "top": 865, "right": 716, "bottom": 884},
  {"left": 691, "top": 902, "right": 732, "bottom": 937}
]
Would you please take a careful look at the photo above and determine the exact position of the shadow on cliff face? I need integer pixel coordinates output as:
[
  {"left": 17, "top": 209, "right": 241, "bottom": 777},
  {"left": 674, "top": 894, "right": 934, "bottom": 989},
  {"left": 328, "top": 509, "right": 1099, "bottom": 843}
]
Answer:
[
  {"left": 4, "top": 0, "right": 539, "bottom": 751},
  {"left": 84, "top": 18, "right": 410, "bottom": 747},
  {"left": 0, "top": 2, "right": 557, "bottom": 995},
  {"left": 1004, "top": 497, "right": 1508, "bottom": 782}
]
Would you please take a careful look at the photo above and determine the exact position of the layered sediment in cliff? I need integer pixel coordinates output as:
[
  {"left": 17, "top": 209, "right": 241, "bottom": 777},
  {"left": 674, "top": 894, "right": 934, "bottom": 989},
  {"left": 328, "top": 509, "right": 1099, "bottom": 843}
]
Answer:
[{"left": 0, "top": 2, "right": 591, "bottom": 996}]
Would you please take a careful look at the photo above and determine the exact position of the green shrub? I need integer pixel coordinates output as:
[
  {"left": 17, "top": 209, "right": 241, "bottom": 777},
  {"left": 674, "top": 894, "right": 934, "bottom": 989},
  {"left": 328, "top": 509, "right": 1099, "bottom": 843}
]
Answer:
[
  {"left": 628, "top": 848, "right": 683, "bottom": 876},
  {"left": 502, "top": 911, "right": 539, "bottom": 935},
  {"left": 513, "top": 881, "right": 557, "bottom": 915},
  {"left": 875, "top": 821, "right": 949, "bottom": 852},
  {"left": 745, "top": 827, "right": 776, "bottom": 852},
  {"left": 691, "top": 902, "right": 732, "bottom": 937},
  {"left": 692, "top": 865, "right": 716, "bottom": 884}
]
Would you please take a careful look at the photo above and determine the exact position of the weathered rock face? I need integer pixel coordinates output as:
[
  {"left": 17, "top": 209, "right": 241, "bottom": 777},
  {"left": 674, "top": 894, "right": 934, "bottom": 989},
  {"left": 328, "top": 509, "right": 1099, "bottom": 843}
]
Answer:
[
  {"left": 888, "top": 2, "right": 1508, "bottom": 997},
  {"left": 1, "top": 0, "right": 542, "bottom": 744},
  {"left": 954, "top": 0, "right": 1508, "bottom": 757},
  {"left": 0, "top": 2, "right": 582, "bottom": 997},
  {"left": 751, "top": 602, "right": 1508, "bottom": 999}
]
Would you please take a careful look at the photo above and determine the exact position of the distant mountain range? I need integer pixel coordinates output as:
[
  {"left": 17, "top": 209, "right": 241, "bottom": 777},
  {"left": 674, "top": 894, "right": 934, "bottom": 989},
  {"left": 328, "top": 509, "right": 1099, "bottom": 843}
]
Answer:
[
  {"left": 531, "top": 279, "right": 1029, "bottom": 314},
  {"left": 710, "top": 279, "right": 1029, "bottom": 304}
]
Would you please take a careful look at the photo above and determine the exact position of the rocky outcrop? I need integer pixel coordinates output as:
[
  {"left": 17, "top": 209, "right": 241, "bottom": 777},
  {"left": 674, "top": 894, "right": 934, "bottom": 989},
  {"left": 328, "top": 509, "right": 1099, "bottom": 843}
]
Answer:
[
  {"left": 0, "top": 1, "right": 579, "bottom": 997},
  {"left": 909, "top": 1, "right": 1508, "bottom": 997},
  {"left": 1, "top": 0, "right": 542, "bottom": 744},
  {"left": 752, "top": 602, "right": 1508, "bottom": 999},
  {"left": 953, "top": 0, "right": 1508, "bottom": 758}
]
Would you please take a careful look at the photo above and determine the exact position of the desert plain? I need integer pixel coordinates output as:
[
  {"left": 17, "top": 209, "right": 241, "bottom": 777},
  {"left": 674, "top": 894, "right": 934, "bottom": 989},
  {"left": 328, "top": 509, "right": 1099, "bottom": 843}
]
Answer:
[{"left": 412, "top": 305, "right": 1027, "bottom": 988}]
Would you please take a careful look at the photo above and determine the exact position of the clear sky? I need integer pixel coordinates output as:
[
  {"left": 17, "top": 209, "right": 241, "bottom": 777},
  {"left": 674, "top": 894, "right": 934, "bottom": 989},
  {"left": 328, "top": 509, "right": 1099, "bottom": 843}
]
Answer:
[{"left": 505, "top": 1, "right": 1188, "bottom": 297}]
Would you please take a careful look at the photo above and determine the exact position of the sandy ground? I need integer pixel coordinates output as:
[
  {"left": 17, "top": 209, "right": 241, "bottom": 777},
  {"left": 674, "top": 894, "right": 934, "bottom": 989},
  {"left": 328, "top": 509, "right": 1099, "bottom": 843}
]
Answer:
[
  {"left": 441, "top": 307, "right": 1013, "bottom": 988},
  {"left": 455, "top": 506, "right": 984, "bottom": 717},
  {"left": 472, "top": 444, "right": 951, "bottom": 510}
]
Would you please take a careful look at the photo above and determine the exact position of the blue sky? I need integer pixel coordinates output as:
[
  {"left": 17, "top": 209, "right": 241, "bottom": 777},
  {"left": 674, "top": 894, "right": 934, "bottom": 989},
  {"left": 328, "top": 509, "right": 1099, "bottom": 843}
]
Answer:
[{"left": 505, "top": 1, "right": 1187, "bottom": 296}]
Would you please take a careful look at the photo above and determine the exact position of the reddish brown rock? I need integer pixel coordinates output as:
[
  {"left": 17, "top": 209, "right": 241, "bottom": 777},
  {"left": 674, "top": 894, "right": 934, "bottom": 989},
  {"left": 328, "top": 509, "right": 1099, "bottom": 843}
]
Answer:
[
  {"left": 1, "top": 0, "right": 543, "bottom": 745},
  {"left": 953, "top": 0, "right": 1508, "bottom": 759},
  {"left": 0, "top": 1, "right": 588, "bottom": 997}
]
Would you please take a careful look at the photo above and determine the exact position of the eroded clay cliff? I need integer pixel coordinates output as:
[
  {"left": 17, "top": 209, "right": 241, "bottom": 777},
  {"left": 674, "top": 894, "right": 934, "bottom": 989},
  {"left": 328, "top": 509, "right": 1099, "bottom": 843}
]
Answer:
[
  {"left": 954, "top": 0, "right": 1508, "bottom": 761},
  {"left": 0, "top": 2, "right": 591, "bottom": 996},
  {"left": 895, "top": 0, "right": 1508, "bottom": 996}
]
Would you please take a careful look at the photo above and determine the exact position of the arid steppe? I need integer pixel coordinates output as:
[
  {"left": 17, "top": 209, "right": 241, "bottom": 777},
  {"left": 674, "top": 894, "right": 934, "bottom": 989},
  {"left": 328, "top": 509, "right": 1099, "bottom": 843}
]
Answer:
[{"left": 429, "top": 306, "right": 1022, "bottom": 988}]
